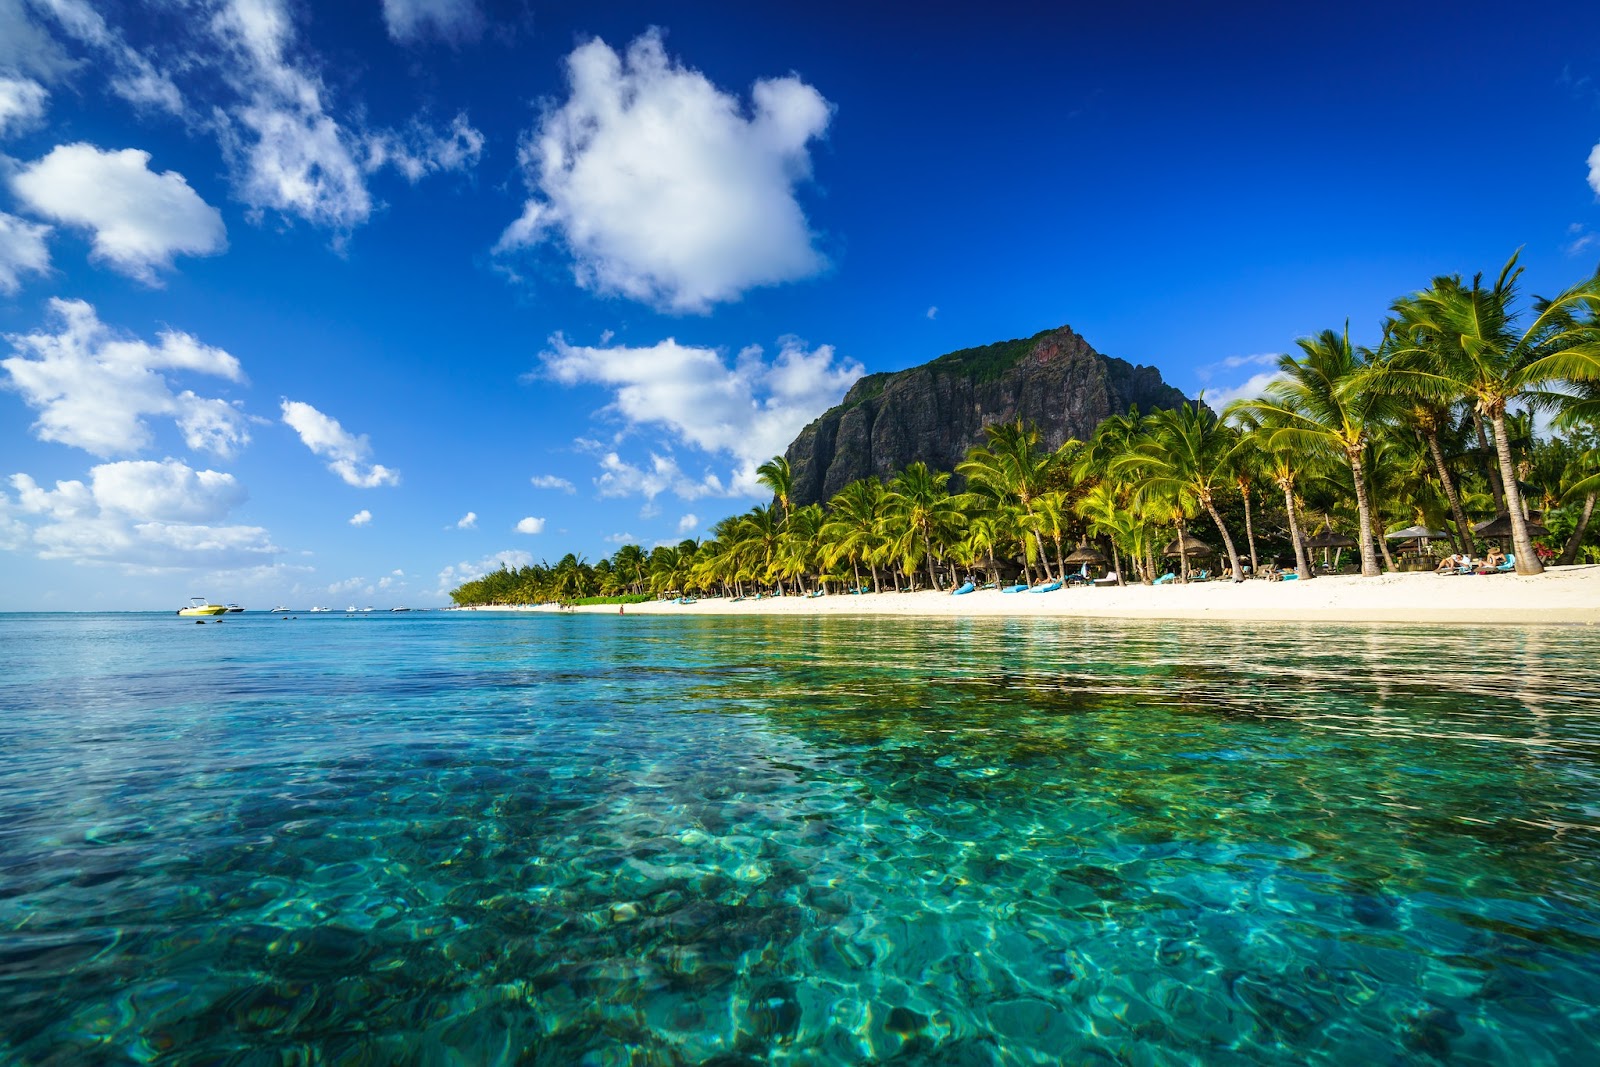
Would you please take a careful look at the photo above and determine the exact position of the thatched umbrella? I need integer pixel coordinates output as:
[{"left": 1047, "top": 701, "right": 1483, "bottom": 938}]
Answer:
[
  {"left": 1472, "top": 513, "right": 1549, "bottom": 539},
  {"left": 1063, "top": 544, "right": 1107, "bottom": 565},
  {"left": 1303, "top": 527, "right": 1356, "bottom": 549},
  {"left": 975, "top": 556, "right": 1021, "bottom": 582},
  {"left": 1162, "top": 533, "right": 1214, "bottom": 557}
]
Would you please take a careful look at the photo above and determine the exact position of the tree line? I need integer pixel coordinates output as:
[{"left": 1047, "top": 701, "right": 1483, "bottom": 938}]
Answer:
[{"left": 450, "top": 252, "right": 1600, "bottom": 605}]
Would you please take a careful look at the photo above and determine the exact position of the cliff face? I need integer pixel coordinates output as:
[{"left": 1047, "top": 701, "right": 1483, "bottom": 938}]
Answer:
[{"left": 784, "top": 325, "right": 1191, "bottom": 506}]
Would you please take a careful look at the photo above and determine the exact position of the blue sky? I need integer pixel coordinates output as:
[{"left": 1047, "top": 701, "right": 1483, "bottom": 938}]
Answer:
[{"left": 2, "top": 0, "right": 1599, "bottom": 610}]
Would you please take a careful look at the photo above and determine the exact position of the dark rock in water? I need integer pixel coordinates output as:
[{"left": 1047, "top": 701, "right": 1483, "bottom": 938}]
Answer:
[{"left": 783, "top": 324, "right": 1191, "bottom": 506}]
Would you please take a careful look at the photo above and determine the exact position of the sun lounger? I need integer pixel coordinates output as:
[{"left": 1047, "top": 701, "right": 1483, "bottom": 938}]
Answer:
[
  {"left": 952, "top": 581, "right": 975, "bottom": 595},
  {"left": 1153, "top": 572, "right": 1177, "bottom": 585},
  {"left": 1029, "top": 580, "right": 1063, "bottom": 593},
  {"left": 1091, "top": 572, "right": 1118, "bottom": 587},
  {"left": 1000, "top": 583, "right": 1028, "bottom": 593}
]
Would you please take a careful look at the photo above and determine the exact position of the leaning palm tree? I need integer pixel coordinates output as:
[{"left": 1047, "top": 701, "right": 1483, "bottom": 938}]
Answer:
[
  {"left": 1380, "top": 253, "right": 1600, "bottom": 573},
  {"left": 822, "top": 477, "right": 888, "bottom": 592},
  {"left": 1113, "top": 400, "right": 1245, "bottom": 581},
  {"left": 756, "top": 456, "right": 794, "bottom": 525},
  {"left": 1234, "top": 326, "right": 1395, "bottom": 576},
  {"left": 1228, "top": 407, "right": 1316, "bottom": 579}
]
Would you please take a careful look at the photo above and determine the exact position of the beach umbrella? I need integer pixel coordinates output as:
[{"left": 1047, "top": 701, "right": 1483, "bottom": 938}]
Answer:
[
  {"left": 1472, "top": 512, "right": 1549, "bottom": 539},
  {"left": 1162, "top": 533, "right": 1214, "bottom": 557},
  {"left": 1303, "top": 528, "right": 1356, "bottom": 549},
  {"left": 1385, "top": 524, "right": 1451, "bottom": 541},
  {"left": 1063, "top": 544, "right": 1107, "bottom": 565}
]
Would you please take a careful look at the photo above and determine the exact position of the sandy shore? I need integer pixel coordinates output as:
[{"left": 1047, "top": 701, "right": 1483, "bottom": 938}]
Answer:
[{"left": 469, "top": 565, "right": 1600, "bottom": 625}]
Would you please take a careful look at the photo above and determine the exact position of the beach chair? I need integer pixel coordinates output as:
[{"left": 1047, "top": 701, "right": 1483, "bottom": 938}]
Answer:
[
  {"left": 1153, "top": 572, "right": 1177, "bottom": 585},
  {"left": 1091, "top": 571, "right": 1118, "bottom": 587},
  {"left": 1000, "top": 583, "right": 1028, "bottom": 593},
  {"left": 1029, "top": 579, "right": 1063, "bottom": 593},
  {"left": 951, "top": 580, "right": 975, "bottom": 596}
]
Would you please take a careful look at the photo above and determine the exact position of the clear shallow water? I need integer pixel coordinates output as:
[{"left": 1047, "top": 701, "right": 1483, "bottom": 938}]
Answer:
[{"left": 2, "top": 613, "right": 1600, "bottom": 1065}]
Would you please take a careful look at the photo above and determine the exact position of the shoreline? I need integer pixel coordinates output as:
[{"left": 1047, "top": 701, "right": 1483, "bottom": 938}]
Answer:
[{"left": 463, "top": 565, "right": 1600, "bottom": 626}]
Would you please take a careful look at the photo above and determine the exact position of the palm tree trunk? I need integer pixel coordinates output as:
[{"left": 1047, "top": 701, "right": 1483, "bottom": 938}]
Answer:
[
  {"left": 1175, "top": 520, "right": 1190, "bottom": 582},
  {"left": 1490, "top": 409, "right": 1543, "bottom": 574},
  {"left": 1347, "top": 450, "right": 1381, "bottom": 576},
  {"left": 1144, "top": 536, "right": 1157, "bottom": 585},
  {"left": 1424, "top": 429, "right": 1474, "bottom": 555},
  {"left": 851, "top": 557, "right": 862, "bottom": 590},
  {"left": 870, "top": 561, "right": 881, "bottom": 593},
  {"left": 1283, "top": 482, "right": 1312, "bottom": 580},
  {"left": 1202, "top": 498, "right": 1244, "bottom": 582},
  {"left": 1474, "top": 412, "right": 1505, "bottom": 514},
  {"left": 925, "top": 546, "right": 941, "bottom": 591},
  {"left": 1242, "top": 486, "right": 1259, "bottom": 575},
  {"left": 1033, "top": 530, "right": 1054, "bottom": 580},
  {"left": 1559, "top": 491, "right": 1596, "bottom": 566},
  {"left": 1109, "top": 540, "right": 1124, "bottom": 586}
]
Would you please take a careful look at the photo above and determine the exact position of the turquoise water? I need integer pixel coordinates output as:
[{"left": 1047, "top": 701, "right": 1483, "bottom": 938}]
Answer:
[{"left": 2, "top": 612, "right": 1600, "bottom": 1064}]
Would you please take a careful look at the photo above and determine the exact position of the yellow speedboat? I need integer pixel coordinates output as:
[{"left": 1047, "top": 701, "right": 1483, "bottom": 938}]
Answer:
[{"left": 177, "top": 597, "right": 229, "bottom": 616}]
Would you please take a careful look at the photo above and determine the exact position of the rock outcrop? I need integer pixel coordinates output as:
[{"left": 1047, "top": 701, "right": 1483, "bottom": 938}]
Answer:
[{"left": 784, "top": 325, "right": 1190, "bottom": 506}]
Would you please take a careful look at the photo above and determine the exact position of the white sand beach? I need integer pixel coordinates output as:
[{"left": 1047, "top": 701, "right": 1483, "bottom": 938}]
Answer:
[{"left": 480, "top": 565, "right": 1600, "bottom": 625}]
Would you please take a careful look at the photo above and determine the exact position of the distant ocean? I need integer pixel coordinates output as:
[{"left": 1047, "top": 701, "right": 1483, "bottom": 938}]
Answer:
[{"left": 3, "top": 611, "right": 1599, "bottom": 1062}]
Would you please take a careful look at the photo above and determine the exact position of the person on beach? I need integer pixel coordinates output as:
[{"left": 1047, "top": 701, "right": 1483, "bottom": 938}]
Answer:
[
  {"left": 1482, "top": 547, "right": 1506, "bottom": 571},
  {"left": 1435, "top": 553, "right": 1461, "bottom": 573}
]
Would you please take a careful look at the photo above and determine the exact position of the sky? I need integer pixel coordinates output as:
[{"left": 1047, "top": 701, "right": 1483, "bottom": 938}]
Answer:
[{"left": 2, "top": 0, "right": 1599, "bottom": 610}]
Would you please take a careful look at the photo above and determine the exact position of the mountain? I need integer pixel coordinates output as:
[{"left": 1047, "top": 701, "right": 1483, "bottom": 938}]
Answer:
[{"left": 783, "top": 324, "right": 1191, "bottom": 506}]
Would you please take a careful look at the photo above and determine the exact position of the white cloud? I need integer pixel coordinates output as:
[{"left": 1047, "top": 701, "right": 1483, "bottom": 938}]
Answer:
[
  {"left": 0, "top": 0, "right": 76, "bottom": 83},
  {"left": 456, "top": 511, "right": 477, "bottom": 529},
  {"left": 11, "top": 144, "right": 226, "bottom": 283},
  {"left": 0, "top": 211, "right": 51, "bottom": 294},
  {"left": 1590, "top": 140, "right": 1600, "bottom": 198},
  {"left": 543, "top": 334, "right": 863, "bottom": 495},
  {"left": 1569, "top": 223, "right": 1600, "bottom": 257},
  {"left": 328, "top": 575, "right": 369, "bottom": 595},
  {"left": 497, "top": 30, "right": 832, "bottom": 312},
  {"left": 4, "top": 459, "right": 277, "bottom": 571},
  {"left": 0, "top": 74, "right": 48, "bottom": 136},
  {"left": 603, "top": 532, "right": 635, "bottom": 544},
  {"left": 1202, "top": 371, "right": 1283, "bottom": 413},
  {"left": 514, "top": 516, "right": 545, "bottom": 534},
  {"left": 677, "top": 513, "right": 698, "bottom": 534},
  {"left": 3, "top": 298, "right": 248, "bottom": 457},
  {"left": 926, "top": 306, "right": 937, "bottom": 320},
  {"left": 530, "top": 474, "right": 576, "bottom": 493},
  {"left": 596, "top": 451, "right": 725, "bottom": 501},
  {"left": 30, "top": 0, "right": 183, "bottom": 114},
  {"left": 280, "top": 399, "right": 399, "bottom": 487},
  {"left": 434, "top": 549, "right": 533, "bottom": 595},
  {"left": 381, "top": 0, "right": 483, "bottom": 44},
  {"left": 349, "top": 508, "right": 372, "bottom": 526},
  {"left": 363, "top": 112, "right": 484, "bottom": 182}
]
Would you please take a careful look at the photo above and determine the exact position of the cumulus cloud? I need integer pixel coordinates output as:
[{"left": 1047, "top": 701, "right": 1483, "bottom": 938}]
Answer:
[
  {"left": 596, "top": 451, "right": 725, "bottom": 501},
  {"left": 3, "top": 298, "right": 249, "bottom": 457},
  {"left": 677, "top": 513, "right": 698, "bottom": 534},
  {"left": 1201, "top": 372, "right": 1283, "bottom": 413},
  {"left": 1590, "top": 141, "right": 1600, "bottom": 198},
  {"left": 349, "top": 508, "right": 372, "bottom": 525},
  {"left": 381, "top": 0, "right": 483, "bottom": 44},
  {"left": 1192, "top": 353, "right": 1286, "bottom": 411},
  {"left": 30, "top": 0, "right": 183, "bottom": 114},
  {"left": 530, "top": 474, "right": 576, "bottom": 492},
  {"left": 542, "top": 334, "right": 863, "bottom": 495},
  {"left": 455, "top": 511, "right": 477, "bottom": 529},
  {"left": 497, "top": 30, "right": 832, "bottom": 312},
  {"left": 0, "top": 211, "right": 51, "bottom": 294},
  {"left": 514, "top": 516, "right": 545, "bottom": 534},
  {"left": 0, "top": 74, "right": 48, "bottom": 136},
  {"left": 279, "top": 399, "right": 399, "bottom": 487},
  {"left": 11, "top": 144, "right": 226, "bottom": 283},
  {"left": 4, "top": 458, "right": 277, "bottom": 570}
]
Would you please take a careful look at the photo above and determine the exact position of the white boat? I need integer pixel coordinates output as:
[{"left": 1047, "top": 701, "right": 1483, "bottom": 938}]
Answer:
[
  {"left": 177, "top": 597, "right": 228, "bottom": 617},
  {"left": 309, "top": 606, "right": 330, "bottom": 613},
  {"left": 226, "top": 603, "right": 245, "bottom": 613},
  {"left": 390, "top": 607, "right": 411, "bottom": 612},
  {"left": 270, "top": 606, "right": 291, "bottom": 613},
  {"left": 346, "top": 605, "right": 357, "bottom": 613}
]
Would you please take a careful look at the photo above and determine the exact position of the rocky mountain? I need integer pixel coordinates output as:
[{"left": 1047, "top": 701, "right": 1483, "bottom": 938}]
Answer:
[{"left": 783, "top": 324, "right": 1191, "bottom": 506}]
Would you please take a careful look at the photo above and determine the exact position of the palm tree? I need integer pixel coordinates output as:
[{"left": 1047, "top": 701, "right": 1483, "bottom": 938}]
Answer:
[
  {"left": 1229, "top": 406, "right": 1317, "bottom": 579},
  {"left": 756, "top": 456, "right": 793, "bottom": 525},
  {"left": 1074, "top": 482, "right": 1132, "bottom": 585},
  {"left": 883, "top": 462, "right": 964, "bottom": 590},
  {"left": 822, "top": 477, "right": 887, "bottom": 592},
  {"left": 1234, "top": 326, "right": 1394, "bottom": 576},
  {"left": 958, "top": 419, "right": 1057, "bottom": 580},
  {"left": 1381, "top": 253, "right": 1600, "bottom": 574},
  {"left": 1113, "top": 400, "right": 1245, "bottom": 581}
]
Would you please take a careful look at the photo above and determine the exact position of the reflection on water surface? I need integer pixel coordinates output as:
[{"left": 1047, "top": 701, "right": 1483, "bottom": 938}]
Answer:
[{"left": 2, "top": 612, "right": 1599, "bottom": 1064}]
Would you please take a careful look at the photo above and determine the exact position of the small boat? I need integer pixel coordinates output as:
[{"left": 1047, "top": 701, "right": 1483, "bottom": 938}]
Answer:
[
  {"left": 270, "top": 606, "right": 291, "bottom": 613},
  {"left": 225, "top": 603, "right": 245, "bottom": 613},
  {"left": 361, "top": 606, "right": 374, "bottom": 613},
  {"left": 309, "top": 606, "right": 330, "bottom": 613},
  {"left": 177, "top": 597, "right": 228, "bottom": 616},
  {"left": 346, "top": 605, "right": 358, "bottom": 613},
  {"left": 390, "top": 607, "right": 411, "bottom": 612}
]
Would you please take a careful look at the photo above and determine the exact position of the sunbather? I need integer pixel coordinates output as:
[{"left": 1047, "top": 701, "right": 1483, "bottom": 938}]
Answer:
[
  {"left": 1483, "top": 547, "right": 1506, "bottom": 570},
  {"left": 1435, "top": 553, "right": 1461, "bottom": 574}
]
